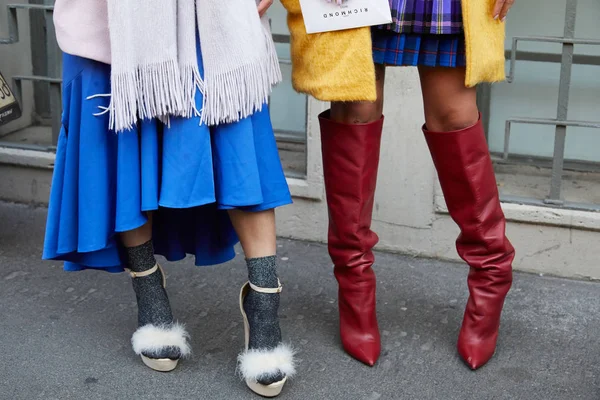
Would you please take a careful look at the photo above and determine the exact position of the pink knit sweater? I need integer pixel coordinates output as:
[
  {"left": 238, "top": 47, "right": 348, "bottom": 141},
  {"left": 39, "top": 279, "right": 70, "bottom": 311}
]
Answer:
[{"left": 53, "top": 0, "right": 111, "bottom": 64}]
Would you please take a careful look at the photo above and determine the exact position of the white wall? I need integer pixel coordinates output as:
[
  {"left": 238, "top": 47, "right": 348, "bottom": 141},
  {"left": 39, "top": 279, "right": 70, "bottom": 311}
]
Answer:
[{"left": 0, "top": 0, "right": 34, "bottom": 136}]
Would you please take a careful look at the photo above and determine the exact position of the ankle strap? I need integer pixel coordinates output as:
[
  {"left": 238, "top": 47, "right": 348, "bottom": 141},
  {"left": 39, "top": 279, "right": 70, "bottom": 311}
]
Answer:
[
  {"left": 125, "top": 263, "right": 158, "bottom": 278},
  {"left": 125, "top": 264, "right": 166, "bottom": 288},
  {"left": 249, "top": 279, "right": 283, "bottom": 294}
]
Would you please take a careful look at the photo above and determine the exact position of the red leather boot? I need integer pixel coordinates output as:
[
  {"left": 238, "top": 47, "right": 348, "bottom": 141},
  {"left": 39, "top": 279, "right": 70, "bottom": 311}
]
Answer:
[
  {"left": 423, "top": 115, "right": 514, "bottom": 370},
  {"left": 319, "top": 110, "right": 383, "bottom": 366}
]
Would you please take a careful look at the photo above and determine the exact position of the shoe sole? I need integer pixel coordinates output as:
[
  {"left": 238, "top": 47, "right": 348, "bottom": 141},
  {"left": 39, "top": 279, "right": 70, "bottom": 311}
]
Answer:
[
  {"left": 141, "top": 355, "right": 179, "bottom": 372},
  {"left": 245, "top": 376, "right": 287, "bottom": 398}
]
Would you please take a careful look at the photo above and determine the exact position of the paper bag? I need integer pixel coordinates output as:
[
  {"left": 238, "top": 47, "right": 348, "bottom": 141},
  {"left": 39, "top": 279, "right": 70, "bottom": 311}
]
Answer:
[{"left": 299, "top": 0, "right": 392, "bottom": 34}]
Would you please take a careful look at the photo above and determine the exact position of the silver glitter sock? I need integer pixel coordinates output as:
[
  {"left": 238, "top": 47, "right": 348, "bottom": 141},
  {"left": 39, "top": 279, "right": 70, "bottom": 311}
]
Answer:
[
  {"left": 244, "top": 256, "right": 285, "bottom": 385},
  {"left": 126, "top": 240, "right": 181, "bottom": 360}
]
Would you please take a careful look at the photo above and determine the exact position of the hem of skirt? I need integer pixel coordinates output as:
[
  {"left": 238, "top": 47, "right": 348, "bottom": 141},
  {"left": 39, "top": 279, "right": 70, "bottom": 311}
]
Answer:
[
  {"left": 46, "top": 242, "right": 115, "bottom": 258},
  {"left": 155, "top": 196, "right": 217, "bottom": 210},
  {"left": 42, "top": 253, "right": 123, "bottom": 271},
  {"left": 374, "top": 61, "right": 465, "bottom": 68},
  {"left": 374, "top": 26, "right": 465, "bottom": 36},
  {"left": 115, "top": 197, "right": 222, "bottom": 234},
  {"left": 114, "top": 216, "right": 148, "bottom": 234},
  {"left": 217, "top": 197, "right": 293, "bottom": 212},
  {"left": 48, "top": 245, "right": 239, "bottom": 272},
  {"left": 143, "top": 195, "right": 290, "bottom": 211},
  {"left": 63, "top": 264, "right": 123, "bottom": 273},
  {"left": 158, "top": 246, "right": 238, "bottom": 268}
]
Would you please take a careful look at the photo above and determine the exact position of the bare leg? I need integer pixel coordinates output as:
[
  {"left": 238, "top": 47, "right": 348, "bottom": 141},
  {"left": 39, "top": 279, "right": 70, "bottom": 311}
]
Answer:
[
  {"left": 228, "top": 209, "right": 276, "bottom": 258},
  {"left": 331, "top": 64, "right": 386, "bottom": 124},
  {"left": 418, "top": 66, "right": 478, "bottom": 131},
  {"left": 418, "top": 66, "right": 514, "bottom": 370},
  {"left": 120, "top": 213, "right": 153, "bottom": 247}
]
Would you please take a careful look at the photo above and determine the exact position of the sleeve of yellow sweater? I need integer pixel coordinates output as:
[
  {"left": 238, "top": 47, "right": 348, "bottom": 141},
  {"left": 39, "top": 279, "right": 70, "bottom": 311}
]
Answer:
[
  {"left": 280, "top": 0, "right": 506, "bottom": 98},
  {"left": 462, "top": 0, "right": 506, "bottom": 87},
  {"left": 281, "top": 0, "right": 377, "bottom": 102}
]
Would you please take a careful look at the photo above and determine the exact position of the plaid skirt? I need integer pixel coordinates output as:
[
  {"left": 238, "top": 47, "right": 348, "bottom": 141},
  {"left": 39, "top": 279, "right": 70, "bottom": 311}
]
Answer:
[
  {"left": 385, "top": 0, "right": 463, "bottom": 35},
  {"left": 372, "top": 30, "right": 466, "bottom": 68}
]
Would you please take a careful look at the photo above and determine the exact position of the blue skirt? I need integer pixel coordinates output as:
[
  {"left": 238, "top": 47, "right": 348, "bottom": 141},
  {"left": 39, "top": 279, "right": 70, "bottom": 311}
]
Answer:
[
  {"left": 43, "top": 52, "right": 292, "bottom": 273},
  {"left": 372, "top": 31, "right": 466, "bottom": 67}
]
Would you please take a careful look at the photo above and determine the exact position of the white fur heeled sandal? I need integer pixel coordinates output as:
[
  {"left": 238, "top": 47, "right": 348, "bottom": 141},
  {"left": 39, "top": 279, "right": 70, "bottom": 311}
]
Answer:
[
  {"left": 127, "top": 264, "right": 191, "bottom": 372},
  {"left": 131, "top": 323, "right": 191, "bottom": 372},
  {"left": 238, "top": 281, "right": 296, "bottom": 398}
]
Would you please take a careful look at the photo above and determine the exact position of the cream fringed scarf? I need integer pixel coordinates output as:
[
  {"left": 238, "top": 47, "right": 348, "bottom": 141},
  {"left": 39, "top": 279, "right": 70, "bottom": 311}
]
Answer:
[{"left": 105, "top": 0, "right": 281, "bottom": 132}]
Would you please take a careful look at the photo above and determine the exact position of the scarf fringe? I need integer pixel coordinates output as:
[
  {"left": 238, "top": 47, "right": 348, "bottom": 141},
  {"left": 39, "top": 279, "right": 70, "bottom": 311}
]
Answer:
[
  {"left": 200, "top": 62, "right": 267, "bottom": 126},
  {"left": 263, "top": 22, "right": 283, "bottom": 87},
  {"left": 106, "top": 3, "right": 281, "bottom": 131},
  {"left": 201, "top": 26, "right": 282, "bottom": 126},
  {"left": 180, "top": 64, "right": 204, "bottom": 118},
  {"left": 110, "top": 60, "right": 186, "bottom": 132}
]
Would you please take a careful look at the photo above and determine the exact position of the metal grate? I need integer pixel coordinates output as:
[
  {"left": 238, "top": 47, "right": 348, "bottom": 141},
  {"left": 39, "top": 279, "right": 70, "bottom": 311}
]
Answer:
[
  {"left": 479, "top": 0, "right": 600, "bottom": 211},
  {"left": 1, "top": 3, "right": 60, "bottom": 149},
  {"left": 1, "top": 3, "right": 60, "bottom": 151}
]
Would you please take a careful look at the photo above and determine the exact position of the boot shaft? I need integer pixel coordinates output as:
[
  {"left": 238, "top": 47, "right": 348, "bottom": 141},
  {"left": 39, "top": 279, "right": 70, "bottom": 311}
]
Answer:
[
  {"left": 319, "top": 110, "right": 384, "bottom": 267},
  {"left": 422, "top": 116, "right": 515, "bottom": 266}
]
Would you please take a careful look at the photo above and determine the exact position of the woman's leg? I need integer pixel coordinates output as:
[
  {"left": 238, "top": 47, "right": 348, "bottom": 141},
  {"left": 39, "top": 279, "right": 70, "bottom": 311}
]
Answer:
[
  {"left": 229, "top": 209, "right": 295, "bottom": 387},
  {"left": 121, "top": 214, "right": 190, "bottom": 370},
  {"left": 330, "top": 64, "right": 386, "bottom": 124},
  {"left": 120, "top": 214, "right": 153, "bottom": 247},
  {"left": 418, "top": 66, "right": 478, "bottom": 131},
  {"left": 228, "top": 209, "right": 276, "bottom": 258},
  {"left": 418, "top": 66, "right": 515, "bottom": 370},
  {"left": 319, "top": 64, "right": 385, "bottom": 366}
]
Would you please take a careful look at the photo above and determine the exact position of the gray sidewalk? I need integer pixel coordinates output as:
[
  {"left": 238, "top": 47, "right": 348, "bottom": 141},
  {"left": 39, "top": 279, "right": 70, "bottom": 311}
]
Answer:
[{"left": 0, "top": 201, "right": 599, "bottom": 400}]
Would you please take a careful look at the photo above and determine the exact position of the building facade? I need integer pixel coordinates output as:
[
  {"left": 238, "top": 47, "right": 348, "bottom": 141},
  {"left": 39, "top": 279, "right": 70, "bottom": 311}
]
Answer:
[
  {"left": 0, "top": 0, "right": 599, "bottom": 279},
  {"left": 268, "top": 0, "right": 600, "bottom": 280}
]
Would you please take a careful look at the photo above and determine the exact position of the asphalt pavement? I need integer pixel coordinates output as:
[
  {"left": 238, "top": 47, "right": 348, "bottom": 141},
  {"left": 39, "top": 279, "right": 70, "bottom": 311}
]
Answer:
[{"left": 1, "top": 201, "right": 599, "bottom": 400}]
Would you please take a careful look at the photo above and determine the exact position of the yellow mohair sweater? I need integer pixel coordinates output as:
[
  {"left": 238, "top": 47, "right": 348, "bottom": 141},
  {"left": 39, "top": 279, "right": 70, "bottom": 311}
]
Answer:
[{"left": 280, "top": 0, "right": 506, "bottom": 102}]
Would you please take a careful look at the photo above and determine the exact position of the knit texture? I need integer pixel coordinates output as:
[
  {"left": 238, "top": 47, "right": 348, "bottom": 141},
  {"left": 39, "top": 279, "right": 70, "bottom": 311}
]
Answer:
[
  {"left": 244, "top": 256, "right": 286, "bottom": 385},
  {"left": 126, "top": 240, "right": 181, "bottom": 360},
  {"left": 104, "top": 0, "right": 281, "bottom": 132}
]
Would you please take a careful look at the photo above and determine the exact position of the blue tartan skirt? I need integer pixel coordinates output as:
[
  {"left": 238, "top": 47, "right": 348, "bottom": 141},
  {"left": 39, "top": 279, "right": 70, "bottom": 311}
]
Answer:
[{"left": 372, "top": 30, "right": 466, "bottom": 68}]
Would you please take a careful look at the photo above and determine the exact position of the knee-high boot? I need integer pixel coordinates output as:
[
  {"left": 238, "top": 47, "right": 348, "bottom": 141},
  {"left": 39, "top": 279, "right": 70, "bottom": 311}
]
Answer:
[
  {"left": 319, "top": 110, "right": 384, "bottom": 366},
  {"left": 423, "top": 115, "right": 514, "bottom": 370}
]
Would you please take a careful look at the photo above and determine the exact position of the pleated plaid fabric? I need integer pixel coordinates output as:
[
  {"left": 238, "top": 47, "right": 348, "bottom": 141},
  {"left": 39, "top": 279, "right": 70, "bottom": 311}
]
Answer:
[
  {"left": 372, "top": 32, "right": 466, "bottom": 67},
  {"left": 382, "top": 0, "right": 463, "bottom": 35}
]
